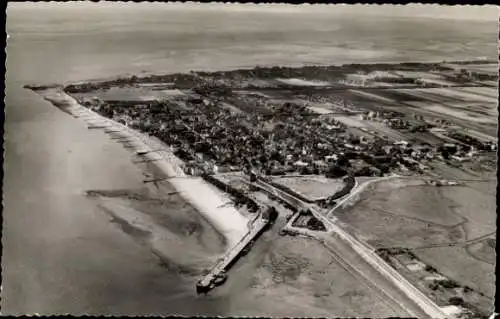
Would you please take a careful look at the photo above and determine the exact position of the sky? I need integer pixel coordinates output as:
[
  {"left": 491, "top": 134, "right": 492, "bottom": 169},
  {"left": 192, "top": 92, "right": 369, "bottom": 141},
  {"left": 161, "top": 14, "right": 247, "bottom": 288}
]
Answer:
[{"left": 8, "top": 2, "right": 499, "bottom": 21}]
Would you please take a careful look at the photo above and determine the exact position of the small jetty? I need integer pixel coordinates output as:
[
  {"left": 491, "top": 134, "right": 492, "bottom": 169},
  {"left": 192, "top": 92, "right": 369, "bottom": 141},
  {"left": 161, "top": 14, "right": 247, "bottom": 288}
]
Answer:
[{"left": 196, "top": 207, "right": 278, "bottom": 294}]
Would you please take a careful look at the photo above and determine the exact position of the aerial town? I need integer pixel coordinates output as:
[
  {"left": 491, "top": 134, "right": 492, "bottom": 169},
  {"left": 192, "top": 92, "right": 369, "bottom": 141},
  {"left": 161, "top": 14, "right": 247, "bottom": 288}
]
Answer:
[
  {"left": 28, "top": 59, "right": 497, "bottom": 319},
  {"left": 64, "top": 60, "right": 497, "bottom": 180}
]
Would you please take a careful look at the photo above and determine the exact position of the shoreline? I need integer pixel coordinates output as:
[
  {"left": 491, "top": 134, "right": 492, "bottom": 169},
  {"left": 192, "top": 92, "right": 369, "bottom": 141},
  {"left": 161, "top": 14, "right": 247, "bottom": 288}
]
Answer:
[
  {"left": 33, "top": 88, "right": 250, "bottom": 248},
  {"left": 26, "top": 58, "right": 495, "bottom": 92}
]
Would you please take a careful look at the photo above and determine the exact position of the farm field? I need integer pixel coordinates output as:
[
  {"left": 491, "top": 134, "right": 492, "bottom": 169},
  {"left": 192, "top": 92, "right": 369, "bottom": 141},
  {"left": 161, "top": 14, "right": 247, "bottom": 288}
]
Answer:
[
  {"left": 419, "top": 87, "right": 496, "bottom": 103},
  {"left": 333, "top": 115, "right": 366, "bottom": 128},
  {"left": 413, "top": 246, "right": 496, "bottom": 298},
  {"left": 72, "top": 86, "right": 188, "bottom": 102},
  {"left": 384, "top": 249, "right": 494, "bottom": 317},
  {"left": 455, "top": 86, "right": 497, "bottom": 99},
  {"left": 409, "top": 102, "right": 496, "bottom": 124},
  {"left": 382, "top": 87, "right": 497, "bottom": 105},
  {"left": 349, "top": 89, "right": 397, "bottom": 104},
  {"left": 359, "top": 120, "right": 408, "bottom": 141},
  {"left": 343, "top": 85, "right": 498, "bottom": 138},
  {"left": 442, "top": 63, "right": 498, "bottom": 76}
]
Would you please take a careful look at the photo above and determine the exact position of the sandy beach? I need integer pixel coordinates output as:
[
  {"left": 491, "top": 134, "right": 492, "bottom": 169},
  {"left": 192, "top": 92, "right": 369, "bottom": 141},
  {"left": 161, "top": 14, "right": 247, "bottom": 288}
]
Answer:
[{"left": 39, "top": 88, "right": 250, "bottom": 248}]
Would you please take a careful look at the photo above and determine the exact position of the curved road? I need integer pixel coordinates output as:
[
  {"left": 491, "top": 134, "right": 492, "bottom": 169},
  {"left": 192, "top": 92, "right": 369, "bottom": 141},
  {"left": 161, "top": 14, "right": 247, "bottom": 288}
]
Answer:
[{"left": 255, "top": 178, "right": 447, "bottom": 318}]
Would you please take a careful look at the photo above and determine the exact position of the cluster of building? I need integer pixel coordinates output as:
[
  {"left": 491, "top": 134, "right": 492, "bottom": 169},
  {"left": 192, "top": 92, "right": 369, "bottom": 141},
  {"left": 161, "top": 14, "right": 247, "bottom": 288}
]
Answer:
[
  {"left": 361, "top": 110, "right": 430, "bottom": 132},
  {"left": 73, "top": 66, "right": 496, "bottom": 180},
  {"left": 82, "top": 92, "right": 438, "bottom": 178}
]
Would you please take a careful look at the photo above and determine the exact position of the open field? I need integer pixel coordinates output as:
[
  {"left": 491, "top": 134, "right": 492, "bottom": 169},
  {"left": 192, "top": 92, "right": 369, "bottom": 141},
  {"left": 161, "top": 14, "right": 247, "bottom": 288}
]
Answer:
[
  {"left": 344, "top": 87, "right": 497, "bottom": 138},
  {"left": 416, "top": 87, "right": 496, "bottom": 103},
  {"left": 436, "top": 184, "right": 496, "bottom": 240},
  {"left": 466, "top": 238, "right": 496, "bottom": 265},
  {"left": 428, "top": 161, "right": 484, "bottom": 180},
  {"left": 383, "top": 249, "right": 494, "bottom": 317},
  {"left": 335, "top": 175, "right": 497, "bottom": 315},
  {"left": 358, "top": 184, "right": 467, "bottom": 226},
  {"left": 413, "top": 246, "right": 495, "bottom": 299},
  {"left": 334, "top": 115, "right": 366, "bottom": 128},
  {"left": 441, "top": 63, "right": 498, "bottom": 76},
  {"left": 360, "top": 120, "right": 408, "bottom": 141},
  {"left": 225, "top": 236, "right": 404, "bottom": 317},
  {"left": 271, "top": 176, "right": 346, "bottom": 201},
  {"left": 405, "top": 99, "right": 497, "bottom": 117},
  {"left": 349, "top": 89, "right": 397, "bottom": 104},
  {"left": 453, "top": 86, "right": 497, "bottom": 99},
  {"left": 410, "top": 103, "right": 496, "bottom": 124},
  {"left": 72, "top": 86, "right": 188, "bottom": 102},
  {"left": 349, "top": 86, "right": 497, "bottom": 117},
  {"left": 335, "top": 203, "right": 465, "bottom": 249},
  {"left": 382, "top": 87, "right": 497, "bottom": 105},
  {"left": 334, "top": 176, "right": 495, "bottom": 251}
]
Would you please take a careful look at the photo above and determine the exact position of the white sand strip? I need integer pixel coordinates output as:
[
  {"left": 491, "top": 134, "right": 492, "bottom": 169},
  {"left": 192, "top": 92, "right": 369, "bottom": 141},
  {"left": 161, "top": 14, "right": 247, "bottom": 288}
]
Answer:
[
  {"left": 276, "top": 78, "right": 331, "bottom": 86},
  {"left": 40, "top": 88, "right": 249, "bottom": 247}
]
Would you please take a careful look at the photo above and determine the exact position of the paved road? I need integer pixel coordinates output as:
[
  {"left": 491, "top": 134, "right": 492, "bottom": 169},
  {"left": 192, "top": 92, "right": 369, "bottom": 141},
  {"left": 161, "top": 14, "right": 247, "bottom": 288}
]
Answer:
[{"left": 255, "top": 178, "right": 447, "bottom": 318}]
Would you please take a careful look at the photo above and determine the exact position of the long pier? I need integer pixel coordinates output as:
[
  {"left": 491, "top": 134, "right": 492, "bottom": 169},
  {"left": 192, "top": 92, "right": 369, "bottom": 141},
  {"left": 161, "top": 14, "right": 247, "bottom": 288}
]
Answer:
[{"left": 196, "top": 212, "right": 271, "bottom": 294}]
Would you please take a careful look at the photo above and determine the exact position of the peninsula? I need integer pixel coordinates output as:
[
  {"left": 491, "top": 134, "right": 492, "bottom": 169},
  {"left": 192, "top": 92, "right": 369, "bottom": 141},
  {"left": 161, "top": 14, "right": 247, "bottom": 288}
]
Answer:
[{"left": 26, "top": 59, "right": 497, "bottom": 318}]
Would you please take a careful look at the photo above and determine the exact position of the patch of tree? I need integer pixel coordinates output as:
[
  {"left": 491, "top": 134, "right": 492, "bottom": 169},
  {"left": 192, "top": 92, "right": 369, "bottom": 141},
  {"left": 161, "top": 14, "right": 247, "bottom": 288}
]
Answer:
[
  {"left": 354, "top": 166, "right": 378, "bottom": 177},
  {"left": 447, "top": 60, "right": 498, "bottom": 65},
  {"left": 440, "top": 279, "right": 460, "bottom": 289},
  {"left": 448, "top": 132, "right": 492, "bottom": 151},
  {"left": 425, "top": 265, "right": 437, "bottom": 273},
  {"left": 428, "top": 282, "right": 440, "bottom": 291},
  {"left": 173, "top": 148, "right": 194, "bottom": 162},
  {"left": 307, "top": 216, "right": 326, "bottom": 231},
  {"left": 150, "top": 101, "right": 168, "bottom": 114},
  {"left": 65, "top": 83, "right": 102, "bottom": 93},
  {"left": 24, "top": 84, "right": 61, "bottom": 91},
  {"left": 439, "top": 148, "right": 452, "bottom": 160},
  {"left": 448, "top": 297, "right": 465, "bottom": 306},
  {"left": 486, "top": 238, "right": 496, "bottom": 248},
  {"left": 262, "top": 206, "right": 278, "bottom": 224},
  {"left": 325, "top": 164, "right": 348, "bottom": 178},
  {"left": 318, "top": 174, "right": 355, "bottom": 207},
  {"left": 377, "top": 77, "right": 417, "bottom": 84},
  {"left": 376, "top": 248, "right": 395, "bottom": 267}
]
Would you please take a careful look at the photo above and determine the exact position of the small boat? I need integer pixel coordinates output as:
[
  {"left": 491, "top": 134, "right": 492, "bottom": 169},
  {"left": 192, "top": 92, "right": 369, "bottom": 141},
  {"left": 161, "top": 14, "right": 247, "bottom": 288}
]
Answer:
[
  {"left": 136, "top": 150, "right": 150, "bottom": 155},
  {"left": 196, "top": 280, "right": 211, "bottom": 294},
  {"left": 213, "top": 272, "right": 228, "bottom": 286}
]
